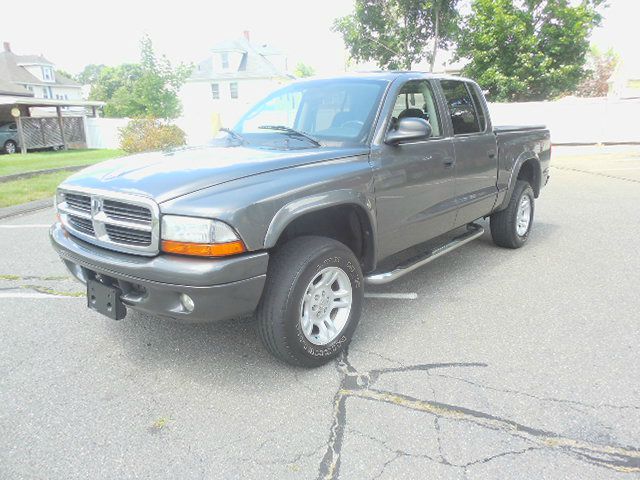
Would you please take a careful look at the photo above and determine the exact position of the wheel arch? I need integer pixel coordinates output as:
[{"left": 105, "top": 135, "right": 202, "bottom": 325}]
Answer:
[
  {"left": 264, "top": 191, "right": 377, "bottom": 272},
  {"left": 497, "top": 154, "right": 542, "bottom": 211}
]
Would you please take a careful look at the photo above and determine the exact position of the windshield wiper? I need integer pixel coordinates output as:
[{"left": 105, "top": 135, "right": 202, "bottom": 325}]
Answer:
[
  {"left": 219, "top": 127, "right": 245, "bottom": 144},
  {"left": 258, "top": 125, "right": 321, "bottom": 147}
]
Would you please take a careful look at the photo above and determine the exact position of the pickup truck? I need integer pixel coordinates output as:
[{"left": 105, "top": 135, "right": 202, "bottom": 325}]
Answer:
[{"left": 50, "top": 72, "right": 551, "bottom": 367}]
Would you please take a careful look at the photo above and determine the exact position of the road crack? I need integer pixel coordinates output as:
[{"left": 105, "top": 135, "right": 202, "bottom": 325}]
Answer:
[{"left": 316, "top": 349, "right": 640, "bottom": 479}]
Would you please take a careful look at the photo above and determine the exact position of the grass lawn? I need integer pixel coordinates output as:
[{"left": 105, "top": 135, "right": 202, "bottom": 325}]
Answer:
[
  {"left": 0, "top": 149, "right": 124, "bottom": 177},
  {"left": 0, "top": 170, "right": 76, "bottom": 208}
]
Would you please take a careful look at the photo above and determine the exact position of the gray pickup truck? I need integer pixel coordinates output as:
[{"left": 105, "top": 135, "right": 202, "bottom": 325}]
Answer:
[{"left": 50, "top": 72, "right": 550, "bottom": 367}]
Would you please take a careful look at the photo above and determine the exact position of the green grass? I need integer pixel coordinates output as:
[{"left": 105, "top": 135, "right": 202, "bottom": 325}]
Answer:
[
  {"left": 0, "top": 149, "right": 125, "bottom": 177},
  {"left": 0, "top": 170, "right": 75, "bottom": 208}
]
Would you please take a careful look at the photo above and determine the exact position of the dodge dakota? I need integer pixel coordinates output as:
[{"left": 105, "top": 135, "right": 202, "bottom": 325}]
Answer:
[{"left": 50, "top": 72, "right": 551, "bottom": 367}]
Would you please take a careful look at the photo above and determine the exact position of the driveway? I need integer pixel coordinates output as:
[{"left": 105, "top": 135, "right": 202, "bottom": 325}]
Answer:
[{"left": 1, "top": 146, "right": 639, "bottom": 479}]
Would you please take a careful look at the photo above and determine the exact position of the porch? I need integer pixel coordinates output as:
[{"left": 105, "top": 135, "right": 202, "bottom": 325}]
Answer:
[{"left": 0, "top": 96, "right": 105, "bottom": 154}]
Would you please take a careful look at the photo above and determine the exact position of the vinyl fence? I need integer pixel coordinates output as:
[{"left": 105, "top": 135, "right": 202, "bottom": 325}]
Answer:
[{"left": 84, "top": 97, "right": 640, "bottom": 149}]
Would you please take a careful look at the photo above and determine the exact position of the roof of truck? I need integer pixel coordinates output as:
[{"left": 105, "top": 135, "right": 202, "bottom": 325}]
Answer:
[{"left": 294, "top": 71, "right": 475, "bottom": 84}]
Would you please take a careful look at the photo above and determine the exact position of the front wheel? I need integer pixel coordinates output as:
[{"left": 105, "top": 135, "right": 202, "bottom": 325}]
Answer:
[
  {"left": 490, "top": 180, "right": 535, "bottom": 249},
  {"left": 257, "top": 236, "right": 364, "bottom": 367},
  {"left": 4, "top": 140, "right": 17, "bottom": 154}
]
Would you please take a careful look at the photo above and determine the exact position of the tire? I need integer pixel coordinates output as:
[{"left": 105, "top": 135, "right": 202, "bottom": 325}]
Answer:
[
  {"left": 490, "top": 180, "right": 535, "bottom": 249},
  {"left": 257, "top": 236, "right": 364, "bottom": 367},
  {"left": 4, "top": 140, "right": 17, "bottom": 154}
]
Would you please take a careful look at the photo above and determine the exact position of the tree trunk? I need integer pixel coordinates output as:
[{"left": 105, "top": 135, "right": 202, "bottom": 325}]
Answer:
[{"left": 430, "top": 5, "right": 440, "bottom": 73}]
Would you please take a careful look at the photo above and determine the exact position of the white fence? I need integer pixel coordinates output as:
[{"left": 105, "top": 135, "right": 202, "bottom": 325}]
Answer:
[
  {"left": 84, "top": 97, "right": 640, "bottom": 150},
  {"left": 488, "top": 97, "right": 640, "bottom": 144},
  {"left": 84, "top": 117, "right": 129, "bottom": 149}
]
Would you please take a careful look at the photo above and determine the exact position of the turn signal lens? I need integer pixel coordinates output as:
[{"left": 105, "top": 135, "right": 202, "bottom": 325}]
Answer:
[{"left": 161, "top": 240, "right": 246, "bottom": 257}]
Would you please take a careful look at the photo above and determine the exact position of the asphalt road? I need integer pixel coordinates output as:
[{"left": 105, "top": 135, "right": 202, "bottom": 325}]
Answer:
[{"left": 1, "top": 146, "right": 639, "bottom": 479}]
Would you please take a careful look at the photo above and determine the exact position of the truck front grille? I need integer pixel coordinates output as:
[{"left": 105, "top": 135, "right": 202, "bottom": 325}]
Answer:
[
  {"left": 57, "top": 188, "right": 159, "bottom": 256},
  {"left": 65, "top": 193, "right": 91, "bottom": 213},
  {"left": 103, "top": 199, "right": 153, "bottom": 224},
  {"left": 105, "top": 224, "right": 152, "bottom": 246},
  {"left": 68, "top": 215, "right": 94, "bottom": 235}
]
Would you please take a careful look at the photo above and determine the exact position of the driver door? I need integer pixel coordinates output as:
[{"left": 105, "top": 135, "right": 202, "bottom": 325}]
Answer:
[{"left": 372, "top": 79, "right": 457, "bottom": 260}]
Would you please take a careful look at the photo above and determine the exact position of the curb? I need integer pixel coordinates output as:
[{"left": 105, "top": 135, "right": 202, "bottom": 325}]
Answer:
[
  {"left": 0, "top": 198, "right": 53, "bottom": 220},
  {"left": 0, "top": 165, "right": 85, "bottom": 184}
]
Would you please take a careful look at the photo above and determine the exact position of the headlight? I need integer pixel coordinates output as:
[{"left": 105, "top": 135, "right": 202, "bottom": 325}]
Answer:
[{"left": 160, "top": 215, "right": 246, "bottom": 257}]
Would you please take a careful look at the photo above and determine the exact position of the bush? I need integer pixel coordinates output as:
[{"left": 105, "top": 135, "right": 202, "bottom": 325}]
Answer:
[{"left": 119, "top": 118, "right": 186, "bottom": 153}]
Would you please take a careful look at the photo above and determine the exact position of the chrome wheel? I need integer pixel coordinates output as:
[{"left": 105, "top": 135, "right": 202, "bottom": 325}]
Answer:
[
  {"left": 300, "top": 266, "right": 352, "bottom": 346},
  {"left": 5, "top": 141, "right": 16, "bottom": 154},
  {"left": 516, "top": 194, "right": 532, "bottom": 236}
]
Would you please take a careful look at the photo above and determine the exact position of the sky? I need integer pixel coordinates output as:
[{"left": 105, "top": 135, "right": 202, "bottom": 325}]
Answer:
[{"left": 2, "top": 0, "right": 639, "bottom": 76}]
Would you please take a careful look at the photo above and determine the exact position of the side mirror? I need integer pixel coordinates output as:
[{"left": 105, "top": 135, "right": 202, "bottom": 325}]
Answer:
[{"left": 385, "top": 117, "right": 432, "bottom": 145}]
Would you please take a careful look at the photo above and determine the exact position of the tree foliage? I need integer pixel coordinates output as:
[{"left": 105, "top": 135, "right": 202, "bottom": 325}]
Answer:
[
  {"left": 77, "top": 64, "right": 106, "bottom": 85},
  {"left": 457, "top": 0, "right": 604, "bottom": 101},
  {"left": 87, "top": 36, "right": 192, "bottom": 119},
  {"left": 333, "top": 0, "right": 459, "bottom": 71},
  {"left": 294, "top": 62, "right": 315, "bottom": 78},
  {"left": 575, "top": 46, "right": 618, "bottom": 97}
]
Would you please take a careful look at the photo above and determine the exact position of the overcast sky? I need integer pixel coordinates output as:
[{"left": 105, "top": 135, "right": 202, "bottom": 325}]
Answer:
[{"left": 2, "top": 0, "right": 638, "bottom": 75}]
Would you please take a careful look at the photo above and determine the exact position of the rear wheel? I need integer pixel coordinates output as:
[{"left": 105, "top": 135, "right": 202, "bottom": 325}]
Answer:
[
  {"left": 490, "top": 180, "right": 535, "bottom": 248},
  {"left": 257, "top": 236, "right": 363, "bottom": 367},
  {"left": 4, "top": 140, "right": 17, "bottom": 154}
]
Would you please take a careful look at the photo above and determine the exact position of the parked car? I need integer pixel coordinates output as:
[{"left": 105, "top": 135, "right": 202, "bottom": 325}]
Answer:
[
  {"left": 0, "top": 122, "right": 19, "bottom": 154},
  {"left": 50, "top": 72, "right": 551, "bottom": 367}
]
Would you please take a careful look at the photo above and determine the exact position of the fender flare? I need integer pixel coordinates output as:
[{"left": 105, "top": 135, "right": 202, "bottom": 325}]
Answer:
[
  {"left": 499, "top": 152, "right": 542, "bottom": 210},
  {"left": 263, "top": 189, "right": 376, "bottom": 250}
]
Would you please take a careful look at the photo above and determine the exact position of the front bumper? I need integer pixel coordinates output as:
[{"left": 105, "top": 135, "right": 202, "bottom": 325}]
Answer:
[{"left": 49, "top": 222, "right": 268, "bottom": 323}]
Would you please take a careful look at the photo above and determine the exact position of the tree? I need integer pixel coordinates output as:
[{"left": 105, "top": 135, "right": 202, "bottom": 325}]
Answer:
[
  {"left": 55, "top": 69, "right": 77, "bottom": 82},
  {"left": 87, "top": 35, "right": 192, "bottom": 119},
  {"left": 575, "top": 47, "right": 618, "bottom": 97},
  {"left": 77, "top": 64, "right": 106, "bottom": 85},
  {"left": 457, "top": 0, "right": 604, "bottom": 102},
  {"left": 294, "top": 62, "right": 315, "bottom": 78},
  {"left": 333, "top": 0, "right": 459, "bottom": 71}
]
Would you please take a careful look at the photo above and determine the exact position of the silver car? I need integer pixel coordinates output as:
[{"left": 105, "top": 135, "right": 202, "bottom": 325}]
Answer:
[{"left": 0, "top": 122, "right": 19, "bottom": 154}]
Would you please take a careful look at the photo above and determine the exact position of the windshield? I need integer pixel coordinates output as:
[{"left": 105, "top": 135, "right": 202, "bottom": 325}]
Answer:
[{"left": 234, "top": 78, "right": 388, "bottom": 147}]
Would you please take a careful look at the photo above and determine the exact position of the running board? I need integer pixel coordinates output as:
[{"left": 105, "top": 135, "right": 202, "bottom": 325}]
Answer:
[{"left": 365, "top": 224, "right": 485, "bottom": 285}]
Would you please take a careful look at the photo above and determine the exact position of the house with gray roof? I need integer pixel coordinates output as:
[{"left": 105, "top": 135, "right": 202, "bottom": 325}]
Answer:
[
  {"left": 0, "top": 42, "right": 82, "bottom": 101},
  {"left": 180, "top": 32, "right": 293, "bottom": 135}
]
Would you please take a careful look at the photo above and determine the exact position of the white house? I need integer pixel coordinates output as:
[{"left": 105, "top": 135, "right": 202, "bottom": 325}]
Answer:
[
  {"left": 0, "top": 42, "right": 82, "bottom": 102},
  {"left": 179, "top": 32, "right": 293, "bottom": 143}
]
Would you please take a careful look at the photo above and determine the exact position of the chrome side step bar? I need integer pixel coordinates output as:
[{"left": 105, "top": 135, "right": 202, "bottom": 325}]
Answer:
[{"left": 365, "top": 224, "right": 485, "bottom": 285}]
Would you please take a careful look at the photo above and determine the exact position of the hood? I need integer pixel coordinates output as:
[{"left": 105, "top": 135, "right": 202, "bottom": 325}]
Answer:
[{"left": 61, "top": 144, "right": 369, "bottom": 203}]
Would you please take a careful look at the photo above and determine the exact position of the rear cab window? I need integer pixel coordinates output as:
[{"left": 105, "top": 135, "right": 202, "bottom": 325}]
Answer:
[{"left": 440, "top": 80, "right": 486, "bottom": 135}]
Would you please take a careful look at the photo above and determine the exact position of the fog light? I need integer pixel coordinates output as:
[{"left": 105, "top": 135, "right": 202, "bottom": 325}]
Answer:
[{"left": 180, "top": 293, "right": 195, "bottom": 313}]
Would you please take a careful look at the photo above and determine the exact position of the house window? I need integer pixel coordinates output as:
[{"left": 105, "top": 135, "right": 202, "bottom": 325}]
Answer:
[
  {"left": 42, "top": 67, "right": 54, "bottom": 82},
  {"left": 43, "top": 86, "right": 53, "bottom": 99},
  {"left": 230, "top": 82, "right": 239, "bottom": 99},
  {"left": 221, "top": 52, "right": 229, "bottom": 69},
  {"left": 211, "top": 83, "right": 220, "bottom": 100}
]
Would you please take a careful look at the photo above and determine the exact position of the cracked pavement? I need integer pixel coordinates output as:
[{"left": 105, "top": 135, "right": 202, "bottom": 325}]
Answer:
[{"left": 1, "top": 146, "right": 639, "bottom": 479}]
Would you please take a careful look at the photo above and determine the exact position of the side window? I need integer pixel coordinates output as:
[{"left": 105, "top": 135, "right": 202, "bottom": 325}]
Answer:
[
  {"left": 390, "top": 80, "right": 442, "bottom": 138},
  {"left": 441, "top": 80, "right": 481, "bottom": 135}
]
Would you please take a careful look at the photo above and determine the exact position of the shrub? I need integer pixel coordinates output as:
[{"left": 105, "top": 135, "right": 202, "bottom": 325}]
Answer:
[{"left": 119, "top": 118, "right": 186, "bottom": 153}]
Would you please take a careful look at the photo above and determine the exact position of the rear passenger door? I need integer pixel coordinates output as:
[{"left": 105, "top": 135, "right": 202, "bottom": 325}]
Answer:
[{"left": 439, "top": 80, "right": 498, "bottom": 226}]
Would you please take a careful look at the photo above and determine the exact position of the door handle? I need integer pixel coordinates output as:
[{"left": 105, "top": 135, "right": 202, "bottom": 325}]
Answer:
[
  {"left": 488, "top": 151, "right": 496, "bottom": 159},
  {"left": 443, "top": 159, "right": 455, "bottom": 169}
]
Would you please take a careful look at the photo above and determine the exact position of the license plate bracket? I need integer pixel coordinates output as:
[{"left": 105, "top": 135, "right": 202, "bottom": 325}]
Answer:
[{"left": 87, "top": 279, "right": 126, "bottom": 320}]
